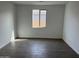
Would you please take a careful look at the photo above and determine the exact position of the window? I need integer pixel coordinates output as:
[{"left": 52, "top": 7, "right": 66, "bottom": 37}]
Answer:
[{"left": 32, "top": 9, "right": 46, "bottom": 28}]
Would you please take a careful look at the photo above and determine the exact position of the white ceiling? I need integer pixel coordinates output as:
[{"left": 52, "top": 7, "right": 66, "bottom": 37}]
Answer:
[{"left": 13, "top": 1, "right": 68, "bottom": 5}]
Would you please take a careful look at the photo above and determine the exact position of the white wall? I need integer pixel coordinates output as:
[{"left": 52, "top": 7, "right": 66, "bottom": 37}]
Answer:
[
  {"left": 63, "top": 2, "right": 79, "bottom": 54},
  {"left": 16, "top": 5, "right": 65, "bottom": 38},
  {"left": 0, "top": 2, "right": 15, "bottom": 49}
]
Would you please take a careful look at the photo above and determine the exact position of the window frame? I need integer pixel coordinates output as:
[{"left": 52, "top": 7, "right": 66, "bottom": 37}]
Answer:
[{"left": 32, "top": 9, "right": 47, "bottom": 28}]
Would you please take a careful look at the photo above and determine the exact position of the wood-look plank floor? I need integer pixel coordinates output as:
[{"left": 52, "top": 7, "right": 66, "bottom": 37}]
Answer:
[{"left": 0, "top": 39, "right": 79, "bottom": 58}]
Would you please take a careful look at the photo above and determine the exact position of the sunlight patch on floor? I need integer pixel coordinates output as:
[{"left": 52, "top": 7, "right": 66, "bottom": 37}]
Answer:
[{"left": 15, "top": 39, "right": 28, "bottom": 42}]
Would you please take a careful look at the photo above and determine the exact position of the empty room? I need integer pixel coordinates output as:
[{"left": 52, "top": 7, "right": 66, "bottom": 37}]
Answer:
[{"left": 0, "top": 1, "right": 79, "bottom": 58}]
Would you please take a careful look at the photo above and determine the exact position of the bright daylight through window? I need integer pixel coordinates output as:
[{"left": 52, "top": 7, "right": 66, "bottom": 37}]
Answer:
[{"left": 32, "top": 9, "right": 46, "bottom": 28}]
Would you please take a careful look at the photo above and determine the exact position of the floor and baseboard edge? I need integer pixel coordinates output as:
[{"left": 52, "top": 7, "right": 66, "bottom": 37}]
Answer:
[
  {"left": 63, "top": 39, "right": 79, "bottom": 55},
  {"left": 15, "top": 37, "right": 62, "bottom": 40},
  {"left": 0, "top": 41, "right": 10, "bottom": 49}
]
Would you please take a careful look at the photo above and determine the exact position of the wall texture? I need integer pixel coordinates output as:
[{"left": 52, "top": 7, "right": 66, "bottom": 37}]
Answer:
[
  {"left": 63, "top": 2, "right": 79, "bottom": 54},
  {"left": 0, "top": 2, "right": 15, "bottom": 48},
  {"left": 16, "top": 5, "right": 65, "bottom": 38}
]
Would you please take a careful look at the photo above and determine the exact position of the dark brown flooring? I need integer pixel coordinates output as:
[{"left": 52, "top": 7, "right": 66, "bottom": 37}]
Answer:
[{"left": 0, "top": 39, "right": 79, "bottom": 58}]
